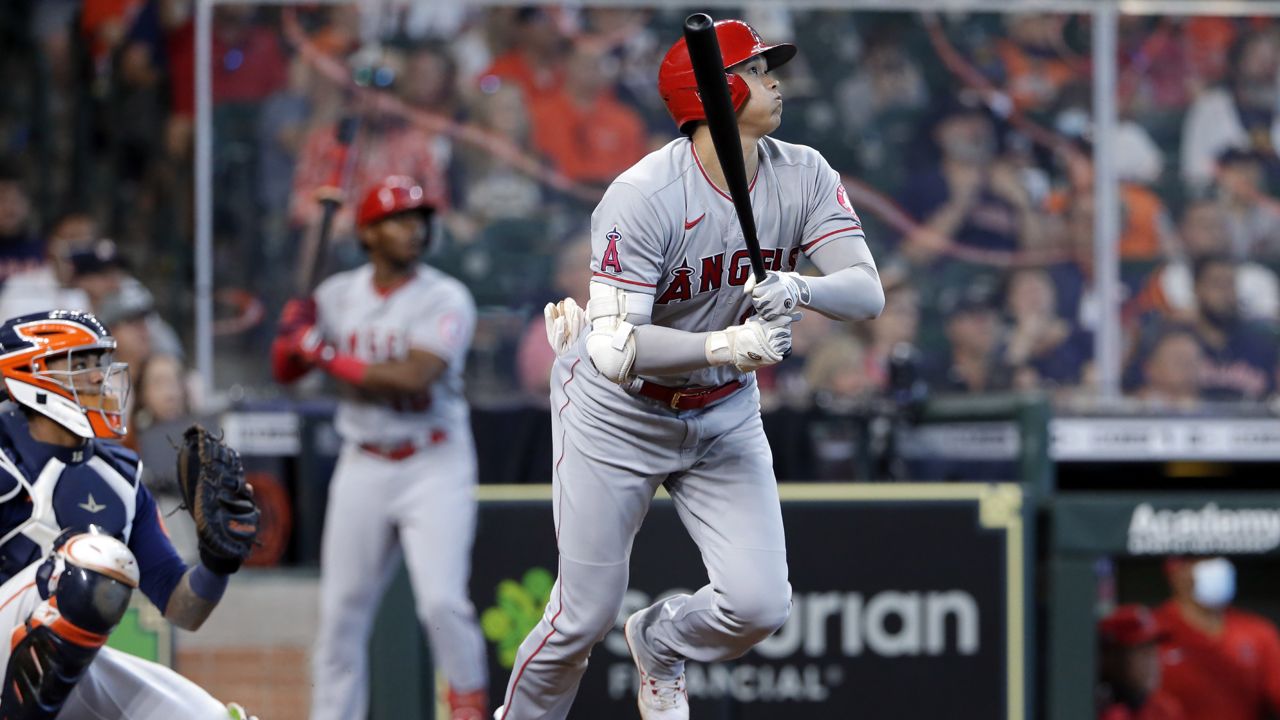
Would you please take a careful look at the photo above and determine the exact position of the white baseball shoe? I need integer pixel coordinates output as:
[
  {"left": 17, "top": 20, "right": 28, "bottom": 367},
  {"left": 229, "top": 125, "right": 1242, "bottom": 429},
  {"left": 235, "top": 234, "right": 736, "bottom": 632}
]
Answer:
[{"left": 624, "top": 612, "right": 689, "bottom": 719}]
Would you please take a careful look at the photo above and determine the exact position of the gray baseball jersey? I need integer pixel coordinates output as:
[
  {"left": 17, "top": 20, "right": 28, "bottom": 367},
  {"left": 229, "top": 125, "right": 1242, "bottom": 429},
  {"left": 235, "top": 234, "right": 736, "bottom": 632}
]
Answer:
[
  {"left": 314, "top": 263, "right": 475, "bottom": 443},
  {"left": 497, "top": 137, "right": 872, "bottom": 720},
  {"left": 589, "top": 135, "right": 866, "bottom": 387},
  {"left": 310, "top": 261, "right": 489, "bottom": 718}
]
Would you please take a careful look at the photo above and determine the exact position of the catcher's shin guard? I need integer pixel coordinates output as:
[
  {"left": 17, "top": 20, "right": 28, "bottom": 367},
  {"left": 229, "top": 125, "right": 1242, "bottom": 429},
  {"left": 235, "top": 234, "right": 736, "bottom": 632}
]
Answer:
[{"left": 1, "top": 531, "right": 138, "bottom": 719}]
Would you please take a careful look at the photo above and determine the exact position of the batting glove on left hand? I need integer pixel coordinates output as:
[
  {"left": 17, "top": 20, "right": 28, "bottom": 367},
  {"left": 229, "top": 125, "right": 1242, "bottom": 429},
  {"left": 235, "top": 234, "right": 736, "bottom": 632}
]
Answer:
[
  {"left": 744, "top": 271, "right": 810, "bottom": 321},
  {"left": 543, "top": 297, "right": 587, "bottom": 357}
]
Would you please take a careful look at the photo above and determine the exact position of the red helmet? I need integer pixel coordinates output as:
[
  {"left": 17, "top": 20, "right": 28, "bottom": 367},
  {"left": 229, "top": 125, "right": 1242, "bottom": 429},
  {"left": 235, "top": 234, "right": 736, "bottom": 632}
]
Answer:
[
  {"left": 0, "top": 310, "right": 130, "bottom": 439},
  {"left": 658, "top": 19, "right": 796, "bottom": 133},
  {"left": 355, "top": 176, "right": 435, "bottom": 229}
]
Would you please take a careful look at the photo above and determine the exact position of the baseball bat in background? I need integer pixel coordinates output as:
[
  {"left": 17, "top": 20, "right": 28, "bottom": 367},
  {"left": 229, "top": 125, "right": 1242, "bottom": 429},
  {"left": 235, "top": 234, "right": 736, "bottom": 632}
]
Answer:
[
  {"left": 297, "top": 113, "right": 360, "bottom": 296},
  {"left": 683, "top": 13, "right": 767, "bottom": 284}
]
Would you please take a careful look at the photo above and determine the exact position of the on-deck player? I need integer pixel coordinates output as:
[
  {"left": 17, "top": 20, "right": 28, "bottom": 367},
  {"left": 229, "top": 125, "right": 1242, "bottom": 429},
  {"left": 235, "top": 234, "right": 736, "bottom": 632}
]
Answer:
[
  {"left": 272, "top": 175, "right": 489, "bottom": 720},
  {"left": 0, "top": 309, "right": 256, "bottom": 719},
  {"left": 496, "top": 19, "right": 884, "bottom": 720}
]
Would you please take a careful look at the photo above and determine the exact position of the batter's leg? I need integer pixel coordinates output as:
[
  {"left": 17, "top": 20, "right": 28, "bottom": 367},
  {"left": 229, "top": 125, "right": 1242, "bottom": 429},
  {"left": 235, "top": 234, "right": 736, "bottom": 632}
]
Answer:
[
  {"left": 497, "top": 411, "right": 663, "bottom": 720},
  {"left": 310, "top": 446, "right": 402, "bottom": 720},
  {"left": 627, "top": 412, "right": 791, "bottom": 679},
  {"left": 396, "top": 440, "right": 487, "bottom": 695}
]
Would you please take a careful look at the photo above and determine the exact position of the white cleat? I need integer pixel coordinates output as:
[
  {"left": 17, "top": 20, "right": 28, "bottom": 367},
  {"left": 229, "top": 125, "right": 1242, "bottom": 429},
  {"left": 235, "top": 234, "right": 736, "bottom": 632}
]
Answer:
[{"left": 625, "top": 612, "right": 689, "bottom": 719}]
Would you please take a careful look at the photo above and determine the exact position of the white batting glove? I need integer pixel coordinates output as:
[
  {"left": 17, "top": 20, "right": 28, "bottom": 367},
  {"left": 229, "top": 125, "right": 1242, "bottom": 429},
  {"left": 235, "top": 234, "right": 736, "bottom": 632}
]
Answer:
[
  {"left": 544, "top": 297, "right": 588, "bottom": 357},
  {"left": 706, "top": 312, "right": 800, "bottom": 373},
  {"left": 744, "top": 271, "right": 811, "bottom": 321}
]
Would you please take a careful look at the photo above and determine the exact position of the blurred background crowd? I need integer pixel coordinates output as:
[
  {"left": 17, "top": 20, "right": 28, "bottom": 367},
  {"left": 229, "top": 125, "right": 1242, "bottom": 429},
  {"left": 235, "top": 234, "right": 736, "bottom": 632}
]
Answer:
[{"left": 3, "top": 3, "right": 1280, "bottom": 443}]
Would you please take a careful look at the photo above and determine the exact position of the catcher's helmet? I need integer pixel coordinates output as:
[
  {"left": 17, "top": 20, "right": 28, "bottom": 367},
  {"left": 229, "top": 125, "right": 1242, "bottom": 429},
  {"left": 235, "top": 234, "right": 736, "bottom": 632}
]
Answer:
[
  {"left": 355, "top": 175, "right": 436, "bottom": 229},
  {"left": 658, "top": 19, "right": 796, "bottom": 134},
  {"left": 0, "top": 310, "right": 130, "bottom": 439}
]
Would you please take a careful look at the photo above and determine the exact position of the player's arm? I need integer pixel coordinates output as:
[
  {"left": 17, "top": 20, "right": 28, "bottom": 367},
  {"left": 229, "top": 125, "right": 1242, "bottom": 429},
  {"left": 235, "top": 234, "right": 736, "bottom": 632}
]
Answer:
[
  {"left": 746, "top": 162, "right": 884, "bottom": 322},
  {"left": 332, "top": 348, "right": 447, "bottom": 394},
  {"left": 129, "top": 492, "right": 223, "bottom": 631},
  {"left": 746, "top": 239, "right": 885, "bottom": 322},
  {"left": 587, "top": 281, "right": 794, "bottom": 379},
  {"left": 318, "top": 284, "right": 474, "bottom": 394}
]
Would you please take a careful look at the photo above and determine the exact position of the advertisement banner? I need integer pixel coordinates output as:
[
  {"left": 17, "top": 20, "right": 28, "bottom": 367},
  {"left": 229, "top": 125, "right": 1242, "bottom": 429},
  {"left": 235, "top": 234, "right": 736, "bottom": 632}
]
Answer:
[
  {"left": 1052, "top": 493, "right": 1280, "bottom": 556},
  {"left": 472, "top": 484, "right": 1026, "bottom": 720}
]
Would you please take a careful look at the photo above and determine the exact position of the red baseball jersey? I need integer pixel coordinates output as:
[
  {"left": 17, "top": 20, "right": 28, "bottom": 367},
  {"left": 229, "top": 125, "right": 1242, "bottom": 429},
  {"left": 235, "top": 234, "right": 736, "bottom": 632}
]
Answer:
[{"left": 1154, "top": 600, "right": 1280, "bottom": 720}]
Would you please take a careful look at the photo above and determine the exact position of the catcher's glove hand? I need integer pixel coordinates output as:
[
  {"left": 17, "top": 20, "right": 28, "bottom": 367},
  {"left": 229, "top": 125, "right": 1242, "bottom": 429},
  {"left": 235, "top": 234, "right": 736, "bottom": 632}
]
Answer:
[{"left": 176, "top": 425, "right": 260, "bottom": 575}]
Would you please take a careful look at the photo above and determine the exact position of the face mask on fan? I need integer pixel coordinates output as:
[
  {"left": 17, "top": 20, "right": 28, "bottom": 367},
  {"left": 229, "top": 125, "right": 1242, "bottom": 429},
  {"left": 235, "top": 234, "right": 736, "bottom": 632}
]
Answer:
[{"left": 1192, "top": 557, "right": 1236, "bottom": 610}]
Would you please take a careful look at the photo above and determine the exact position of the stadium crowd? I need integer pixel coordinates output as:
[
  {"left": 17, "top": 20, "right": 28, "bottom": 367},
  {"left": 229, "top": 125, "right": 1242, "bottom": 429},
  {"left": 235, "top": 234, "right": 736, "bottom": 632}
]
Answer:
[{"left": 2, "top": 4, "right": 1280, "bottom": 416}]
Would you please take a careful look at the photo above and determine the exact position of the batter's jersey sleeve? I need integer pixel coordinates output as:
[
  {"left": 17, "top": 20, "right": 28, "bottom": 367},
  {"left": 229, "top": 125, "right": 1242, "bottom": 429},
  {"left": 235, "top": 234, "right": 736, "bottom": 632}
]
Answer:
[
  {"left": 129, "top": 487, "right": 189, "bottom": 611},
  {"left": 800, "top": 158, "right": 867, "bottom": 257},
  {"left": 589, "top": 181, "right": 669, "bottom": 294},
  {"left": 407, "top": 281, "right": 476, "bottom": 369}
]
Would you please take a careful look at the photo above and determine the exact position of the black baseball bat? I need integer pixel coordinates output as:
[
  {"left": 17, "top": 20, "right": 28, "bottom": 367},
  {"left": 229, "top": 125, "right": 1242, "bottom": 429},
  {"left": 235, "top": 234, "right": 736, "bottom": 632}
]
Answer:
[
  {"left": 683, "top": 13, "right": 766, "bottom": 284},
  {"left": 299, "top": 113, "right": 360, "bottom": 295}
]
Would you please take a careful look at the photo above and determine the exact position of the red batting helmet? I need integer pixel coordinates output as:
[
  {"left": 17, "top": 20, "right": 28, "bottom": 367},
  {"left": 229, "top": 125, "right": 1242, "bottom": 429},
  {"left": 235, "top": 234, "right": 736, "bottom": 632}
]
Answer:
[
  {"left": 658, "top": 19, "right": 796, "bottom": 134},
  {"left": 355, "top": 175, "right": 435, "bottom": 229}
]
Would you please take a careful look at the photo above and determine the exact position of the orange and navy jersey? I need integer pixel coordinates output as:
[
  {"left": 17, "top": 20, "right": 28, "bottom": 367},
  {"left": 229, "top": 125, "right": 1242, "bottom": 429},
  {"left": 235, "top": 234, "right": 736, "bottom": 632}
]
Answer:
[{"left": 0, "top": 406, "right": 187, "bottom": 611}]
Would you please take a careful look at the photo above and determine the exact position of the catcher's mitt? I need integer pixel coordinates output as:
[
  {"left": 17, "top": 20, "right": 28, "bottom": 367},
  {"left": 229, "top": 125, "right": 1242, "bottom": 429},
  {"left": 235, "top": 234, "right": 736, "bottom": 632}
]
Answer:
[{"left": 176, "top": 425, "right": 260, "bottom": 574}]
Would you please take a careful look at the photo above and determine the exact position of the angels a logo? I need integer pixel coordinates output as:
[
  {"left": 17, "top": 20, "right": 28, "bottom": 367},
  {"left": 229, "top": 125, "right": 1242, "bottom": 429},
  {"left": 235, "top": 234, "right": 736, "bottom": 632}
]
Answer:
[
  {"left": 655, "top": 262, "right": 695, "bottom": 304},
  {"left": 836, "top": 184, "right": 858, "bottom": 219},
  {"left": 600, "top": 226, "right": 624, "bottom": 274}
]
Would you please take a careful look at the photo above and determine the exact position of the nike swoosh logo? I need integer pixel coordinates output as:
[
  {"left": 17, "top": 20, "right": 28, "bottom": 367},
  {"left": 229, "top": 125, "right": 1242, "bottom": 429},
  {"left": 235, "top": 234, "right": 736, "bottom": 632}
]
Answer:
[{"left": 684, "top": 213, "right": 706, "bottom": 230}]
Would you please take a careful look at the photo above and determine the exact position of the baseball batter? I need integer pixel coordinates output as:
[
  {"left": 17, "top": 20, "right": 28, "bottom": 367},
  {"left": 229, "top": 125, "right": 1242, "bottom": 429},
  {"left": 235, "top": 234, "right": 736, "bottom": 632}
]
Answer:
[
  {"left": 496, "top": 20, "right": 884, "bottom": 720},
  {"left": 272, "top": 176, "right": 489, "bottom": 720}
]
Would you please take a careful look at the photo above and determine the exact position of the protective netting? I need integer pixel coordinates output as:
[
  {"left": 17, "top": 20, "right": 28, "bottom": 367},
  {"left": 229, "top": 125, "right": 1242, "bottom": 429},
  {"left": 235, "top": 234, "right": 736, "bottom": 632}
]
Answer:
[{"left": 199, "top": 4, "right": 1280, "bottom": 410}]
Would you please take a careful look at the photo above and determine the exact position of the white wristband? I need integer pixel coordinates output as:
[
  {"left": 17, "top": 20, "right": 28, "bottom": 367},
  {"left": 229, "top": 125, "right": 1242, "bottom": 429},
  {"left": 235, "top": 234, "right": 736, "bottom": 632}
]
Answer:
[{"left": 704, "top": 331, "right": 732, "bottom": 366}]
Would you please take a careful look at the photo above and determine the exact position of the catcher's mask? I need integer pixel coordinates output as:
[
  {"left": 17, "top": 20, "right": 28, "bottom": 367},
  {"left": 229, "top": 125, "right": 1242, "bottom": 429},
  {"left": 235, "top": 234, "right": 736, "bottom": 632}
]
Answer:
[{"left": 0, "top": 310, "right": 130, "bottom": 439}]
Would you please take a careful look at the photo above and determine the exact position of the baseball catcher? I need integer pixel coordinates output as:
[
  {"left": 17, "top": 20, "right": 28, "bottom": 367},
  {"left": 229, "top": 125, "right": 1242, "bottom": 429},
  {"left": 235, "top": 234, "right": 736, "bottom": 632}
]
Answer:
[{"left": 0, "top": 310, "right": 262, "bottom": 719}]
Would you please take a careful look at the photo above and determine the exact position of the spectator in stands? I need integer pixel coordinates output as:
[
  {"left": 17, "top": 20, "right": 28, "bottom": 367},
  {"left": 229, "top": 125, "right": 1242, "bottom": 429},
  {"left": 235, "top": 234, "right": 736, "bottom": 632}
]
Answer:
[
  {"left": 0, "top": 208, "right": 94, "bottom": 320},
  {"left": 1133, "top": 327, "right": 1204, "bottom": 410},
  {"left": 995, "top": 14, "right": 1075, "bottom": 113},
  {"left": 478, "top": 7, "right": 567, "bottom": 99},
  {"left": 402, "top": 42, "right": 461, "bottom": 119},
  {"left": 67, "top": 239, "right": 184, "bottom": 363},
  {"left": 1187, "top": 255, "right": 1278, "bottom": 401},
  {"left": 258, "top": 54, "right": 335, "bottom": 221},
  {"left": 863, "top": 279, "right": 921, "bottom": 391},
  {"left": 516, "top": 236, "right": 591, "bottom": 405},
  {"left": 0, "top": 163, "right": 44, "bottom": 284},
  {"left": 1129, "top": 200, "right": 1280, "bottom": 324},
  {"left": 210, "top": 6, "right": 287, "bottom": 105},
  {"left": 804, "top": 332, "right": 874, "bottom": 411},
  {"left": 925, "top": 278, "right": 1013, "bottom": 394},
  {"left": 456, "top": 83, "right": 543, "bottom": 230},
  {"left": 1181, "top": 31, "right": 1280, "bottom": 194},
  {"left": 289, "top": 49, "right": 447, "bottom": 238},
  {"left": 899, "top": 93, "right": 1041, "bottom": 262},
  {"left": 131, "top": 353, "right": 199, "bottom": 562},
  {"left": 1097, "top": 604, "right": 1184, "bottom": 720},
  {"left": 1155, "top": 557, "right": 1280, "bottom": 720},
  {"left": 1003, "top": 267, "right": 1092, "bottom": 391},
  {"left": 834, "top": 36, "right": 930, "bottom": 193},
  {"left": 528, "top": 44, "right": 647, "bottom": 185},
  {"left": 1047, "top": 138, "right": 1177, "bottom": 265},
  {"left": 1213, "top": 148, "right": 1280, "bottom": 262}
]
